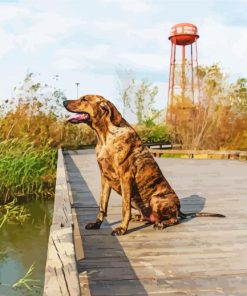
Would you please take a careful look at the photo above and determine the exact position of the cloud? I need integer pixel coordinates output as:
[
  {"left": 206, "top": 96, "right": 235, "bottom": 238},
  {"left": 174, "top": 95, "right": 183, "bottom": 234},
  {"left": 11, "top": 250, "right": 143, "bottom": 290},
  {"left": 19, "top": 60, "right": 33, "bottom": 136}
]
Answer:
[
  {"left": 0, "top": 3, "right": 84, "bottom": 57},
  {"left": 0, "top": 4, "right": 29, "bottom": 23},
  {"left": 53, "top": 43, "right": 169, "bottom": 75},
  {"left": 17, "top": 12, "right": 84, "bottom": 52},
  {"left": 0, "top": 3, "right": 28, "bottom": 58},
  {"left": 199, "top": 17, "right": 247, "bottom": 76},
  {"left": 116, "top": 52, "right": 168, "bottom": 72},
  {"left": 92, "top": 19, "right": 128, "bottom": 31},
  {"left": 0, "top": 28, "right": 17, "bottom": 57},
  {"left": 53, "top": 45, "right": 113, "bottom": 71},
  {"left": 52, "top": 18, "right": 172, "bottom": 74},
  {"left": 101, "top": 0, "right": 154, "bottom": 13}
]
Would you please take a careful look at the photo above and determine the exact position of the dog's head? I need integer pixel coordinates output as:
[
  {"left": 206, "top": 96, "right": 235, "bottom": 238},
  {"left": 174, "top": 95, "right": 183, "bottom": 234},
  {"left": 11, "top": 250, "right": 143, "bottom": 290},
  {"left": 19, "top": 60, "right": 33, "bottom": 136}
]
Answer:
[{"left": 63, "top": 95, "right": 123, "bottom": 127}]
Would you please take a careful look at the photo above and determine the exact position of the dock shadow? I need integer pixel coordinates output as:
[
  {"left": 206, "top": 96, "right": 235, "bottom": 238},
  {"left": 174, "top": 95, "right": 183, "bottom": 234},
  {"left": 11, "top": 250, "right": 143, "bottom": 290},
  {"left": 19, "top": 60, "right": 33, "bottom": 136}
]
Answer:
[
  {"left": 64, "top": 152, "right": 148, "bottom": 296},
  {"left": 179, "top": 194, "right": 206, "bottom": 223}
]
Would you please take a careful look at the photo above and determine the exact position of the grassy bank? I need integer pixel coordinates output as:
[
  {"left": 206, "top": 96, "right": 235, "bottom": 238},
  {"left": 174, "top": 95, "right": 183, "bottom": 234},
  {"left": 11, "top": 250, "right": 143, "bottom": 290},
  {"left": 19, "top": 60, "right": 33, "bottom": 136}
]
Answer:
[{"left": 0, "top": 138, "right": 57, "bottom": 204}]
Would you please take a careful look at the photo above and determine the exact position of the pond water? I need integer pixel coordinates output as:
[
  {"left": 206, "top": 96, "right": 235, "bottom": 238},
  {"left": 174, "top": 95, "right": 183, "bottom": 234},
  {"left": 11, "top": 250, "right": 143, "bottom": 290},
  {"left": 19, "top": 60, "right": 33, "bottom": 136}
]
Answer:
[{"left": 0, "top": 200, "right": 53, "bottom": 296}]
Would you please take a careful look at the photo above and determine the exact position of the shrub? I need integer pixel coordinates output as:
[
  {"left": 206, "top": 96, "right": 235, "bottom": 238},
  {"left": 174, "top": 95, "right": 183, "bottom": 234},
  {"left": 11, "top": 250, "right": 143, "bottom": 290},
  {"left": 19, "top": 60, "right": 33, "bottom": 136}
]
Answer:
[
  {"left": 168, "top": 65, "right": 247, "bottom": 150},
  {"left": 62, "top": 123, "right": 97, "bottom": 149},
  {"left": 134, "top": 124, "right": 170, "bottom": 143}
]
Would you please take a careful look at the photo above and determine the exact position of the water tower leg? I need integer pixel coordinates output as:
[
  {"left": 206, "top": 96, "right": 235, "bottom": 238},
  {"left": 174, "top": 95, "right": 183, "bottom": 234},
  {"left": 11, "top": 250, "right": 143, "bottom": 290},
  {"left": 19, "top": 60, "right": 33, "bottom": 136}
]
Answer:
[
  {"left": 191, "top": 44, "right": 195, "bottom": 104},
  {"left": 195, "top": 40, "right": 201, "bottom": 103},
  {"left": 181, "top": 45, "right": 186, "bottom": 103},
  {"left": 167, "top": 43, "right": 176, "bottom": 123}
]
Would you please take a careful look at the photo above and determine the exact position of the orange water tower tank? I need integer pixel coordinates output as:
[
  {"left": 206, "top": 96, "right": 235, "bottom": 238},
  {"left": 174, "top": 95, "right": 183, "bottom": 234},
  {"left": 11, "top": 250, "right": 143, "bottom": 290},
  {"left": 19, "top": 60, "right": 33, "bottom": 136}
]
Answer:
[
  {"left": 169, "top": 23, "right": 199, "bottom": 45},
  {"left": 167, "top": 23, "right": 200, "bottom": 124}
]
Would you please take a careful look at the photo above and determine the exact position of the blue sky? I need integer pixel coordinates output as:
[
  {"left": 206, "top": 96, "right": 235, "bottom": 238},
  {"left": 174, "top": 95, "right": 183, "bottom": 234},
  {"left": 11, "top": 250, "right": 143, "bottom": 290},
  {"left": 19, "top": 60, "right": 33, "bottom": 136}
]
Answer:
[{"left": 0, "top": 0, "right": 246, "bottom": 116}]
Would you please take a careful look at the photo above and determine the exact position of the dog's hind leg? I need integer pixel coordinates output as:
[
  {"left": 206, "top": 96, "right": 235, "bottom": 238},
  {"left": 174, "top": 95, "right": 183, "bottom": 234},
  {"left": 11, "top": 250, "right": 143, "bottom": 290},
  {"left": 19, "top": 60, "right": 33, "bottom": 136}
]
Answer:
[
  {"left": 150, "top": 195, "right": 180, "bottom": 230},
  {"left": 153, "top": 217, "right": 179, "bottom": 230},
  {"left": 130, "top": 201, "right": 144, "bottom": 222},
  {"left": 131, "top": 213, "right": 143, "bottom": 222},
  {"left": 130, "top": 196, "right": 152, "bottom": 222},
  {"left": 85, "top": 175, "right": 111, "bottom": 230}
]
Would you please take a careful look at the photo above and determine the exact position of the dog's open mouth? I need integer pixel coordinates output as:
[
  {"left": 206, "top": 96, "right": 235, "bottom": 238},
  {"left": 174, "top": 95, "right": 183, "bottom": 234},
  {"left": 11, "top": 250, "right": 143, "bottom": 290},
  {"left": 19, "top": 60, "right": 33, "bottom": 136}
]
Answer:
[{"left": 67, "top": 112, "right": 90, "bottom": 124}]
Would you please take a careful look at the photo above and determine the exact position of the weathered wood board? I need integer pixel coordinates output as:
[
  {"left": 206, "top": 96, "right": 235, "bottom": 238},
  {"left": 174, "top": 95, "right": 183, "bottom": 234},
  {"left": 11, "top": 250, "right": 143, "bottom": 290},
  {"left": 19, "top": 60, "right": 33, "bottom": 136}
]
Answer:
[
  {"left": 43, "top": 149, "right": 80, "bottom": 296},
  {"left": 65, "top": 149, "right": 247, "bottom": 296}
]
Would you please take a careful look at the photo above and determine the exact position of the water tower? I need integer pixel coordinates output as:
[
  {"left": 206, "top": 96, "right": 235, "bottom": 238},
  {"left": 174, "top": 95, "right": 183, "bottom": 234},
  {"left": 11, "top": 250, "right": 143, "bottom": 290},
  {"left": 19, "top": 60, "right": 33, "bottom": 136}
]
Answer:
[{"left": 166, "top": 23, "right": 200, "bottom": 124}]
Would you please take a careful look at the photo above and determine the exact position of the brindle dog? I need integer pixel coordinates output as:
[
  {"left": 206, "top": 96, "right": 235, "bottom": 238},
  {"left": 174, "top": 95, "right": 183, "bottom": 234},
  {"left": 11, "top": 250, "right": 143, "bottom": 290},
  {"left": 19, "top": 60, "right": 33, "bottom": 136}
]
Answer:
[{"left": 63, "top": 95, "right": 225, "bottom": 236}]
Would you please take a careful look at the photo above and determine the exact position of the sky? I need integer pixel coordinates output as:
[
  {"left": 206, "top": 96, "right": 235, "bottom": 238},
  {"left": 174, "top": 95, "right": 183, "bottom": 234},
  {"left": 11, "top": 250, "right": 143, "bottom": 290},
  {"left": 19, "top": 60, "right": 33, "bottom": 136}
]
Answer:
[{"left": 0, "top": 0, "right": 246, "bottom": 119}]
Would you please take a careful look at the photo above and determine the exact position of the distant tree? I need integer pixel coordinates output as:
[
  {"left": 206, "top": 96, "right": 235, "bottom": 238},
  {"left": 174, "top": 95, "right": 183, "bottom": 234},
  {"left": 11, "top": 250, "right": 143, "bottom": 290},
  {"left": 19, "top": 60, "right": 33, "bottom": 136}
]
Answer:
[
  {"left": 116, "top": 68, "right": 159, "bottom": 124},
  {"left": 232, "top": 78, "right": 247, "bottom": 115},
  {"left": 115, "top": 68, "right": 135, "bottom": 118},
  {"left": 134, "top": 79, "right": 159, "bottom": 125}
]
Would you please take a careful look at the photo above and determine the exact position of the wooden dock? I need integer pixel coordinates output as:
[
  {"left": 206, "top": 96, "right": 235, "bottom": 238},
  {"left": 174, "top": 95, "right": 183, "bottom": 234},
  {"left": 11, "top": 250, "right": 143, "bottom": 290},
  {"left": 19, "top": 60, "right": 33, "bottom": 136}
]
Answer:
[{"left": 45, "top": 149, "right": 247, "bottom": 295}]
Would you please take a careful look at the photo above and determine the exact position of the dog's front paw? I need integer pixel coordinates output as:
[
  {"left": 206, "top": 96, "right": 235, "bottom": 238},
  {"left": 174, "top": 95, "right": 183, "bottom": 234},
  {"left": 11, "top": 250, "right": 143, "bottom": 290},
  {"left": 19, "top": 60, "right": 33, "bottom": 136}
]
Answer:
[
  {"left": 85, "top": 219, "right": 102, "bottom": 230},
  {"left": 111, "top": 227, "right": 127, "bottom": 236}
]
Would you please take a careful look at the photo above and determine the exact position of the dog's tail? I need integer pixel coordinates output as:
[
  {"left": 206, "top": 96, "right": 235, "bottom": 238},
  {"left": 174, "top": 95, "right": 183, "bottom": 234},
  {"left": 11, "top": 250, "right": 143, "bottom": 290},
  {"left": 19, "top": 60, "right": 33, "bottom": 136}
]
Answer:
[{"left": 179, "top": 210, "right": 225, "bottom": 219}]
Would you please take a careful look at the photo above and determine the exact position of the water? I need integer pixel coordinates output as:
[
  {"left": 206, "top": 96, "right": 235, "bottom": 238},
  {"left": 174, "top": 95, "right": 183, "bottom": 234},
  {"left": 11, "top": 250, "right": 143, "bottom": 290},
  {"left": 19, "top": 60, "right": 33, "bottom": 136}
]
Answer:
[{"left": 0, "top": 200, "right": 53, "bottom": 296}]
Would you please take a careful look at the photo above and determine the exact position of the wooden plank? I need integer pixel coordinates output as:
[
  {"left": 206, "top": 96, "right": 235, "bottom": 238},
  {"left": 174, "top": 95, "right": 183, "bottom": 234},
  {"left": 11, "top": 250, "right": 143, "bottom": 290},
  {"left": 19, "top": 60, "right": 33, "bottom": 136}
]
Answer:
[
  {"left": 43, "top": 149, "right": 80, "bottom": 296},
  {"left": 79, "top": 276, "right": 247, "bottom": 296},
  {"left": 77, "top": 256, "right": 247, "bottom": 270},
  {"left": 78, "top": 265, "right": 247, "bottom": 281}
]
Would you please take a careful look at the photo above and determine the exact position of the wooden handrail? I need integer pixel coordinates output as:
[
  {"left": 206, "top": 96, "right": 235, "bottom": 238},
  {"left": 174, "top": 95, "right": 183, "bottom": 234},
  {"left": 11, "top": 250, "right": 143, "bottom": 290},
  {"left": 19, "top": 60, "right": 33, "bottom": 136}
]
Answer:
[{"left": 150, "top": 149, "right": 247, "bottom": 161}]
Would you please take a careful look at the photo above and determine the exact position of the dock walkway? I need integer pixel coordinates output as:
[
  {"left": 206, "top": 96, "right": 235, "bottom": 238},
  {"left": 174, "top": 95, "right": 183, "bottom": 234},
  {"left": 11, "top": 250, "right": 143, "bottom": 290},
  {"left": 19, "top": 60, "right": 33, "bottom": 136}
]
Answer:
[{"left": 64, "top": 149, "right": 247, "bottom": 296}]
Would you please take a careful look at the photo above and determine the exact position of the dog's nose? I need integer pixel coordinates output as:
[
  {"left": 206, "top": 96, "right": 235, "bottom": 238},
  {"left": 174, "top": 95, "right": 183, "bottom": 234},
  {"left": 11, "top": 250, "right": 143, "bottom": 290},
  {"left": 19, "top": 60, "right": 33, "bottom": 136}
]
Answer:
[{"left": 63, "top": 100, "right": 68, "bottom": 107}]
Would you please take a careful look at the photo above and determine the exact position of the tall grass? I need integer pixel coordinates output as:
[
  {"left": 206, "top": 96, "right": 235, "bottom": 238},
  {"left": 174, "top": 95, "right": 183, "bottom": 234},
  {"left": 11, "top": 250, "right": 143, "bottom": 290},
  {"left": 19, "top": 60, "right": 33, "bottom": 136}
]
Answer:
[{"left": 0, "top": 138, "right": 57, "bottom": 203}]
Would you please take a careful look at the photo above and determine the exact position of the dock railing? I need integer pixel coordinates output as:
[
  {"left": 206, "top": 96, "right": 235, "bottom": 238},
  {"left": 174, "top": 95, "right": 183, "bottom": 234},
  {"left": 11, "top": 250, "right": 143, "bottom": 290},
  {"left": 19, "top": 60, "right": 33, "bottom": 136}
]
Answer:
[{"left": 150, "top": 149, "right": 247, "bottom": 160}]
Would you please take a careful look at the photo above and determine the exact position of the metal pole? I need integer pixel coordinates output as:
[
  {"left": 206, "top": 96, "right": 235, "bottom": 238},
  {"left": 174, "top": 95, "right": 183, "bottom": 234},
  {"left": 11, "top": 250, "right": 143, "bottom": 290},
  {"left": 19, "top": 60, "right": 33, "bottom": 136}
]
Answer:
[{"left": 75, "top": 82, "right": 80, "bottom": 98}]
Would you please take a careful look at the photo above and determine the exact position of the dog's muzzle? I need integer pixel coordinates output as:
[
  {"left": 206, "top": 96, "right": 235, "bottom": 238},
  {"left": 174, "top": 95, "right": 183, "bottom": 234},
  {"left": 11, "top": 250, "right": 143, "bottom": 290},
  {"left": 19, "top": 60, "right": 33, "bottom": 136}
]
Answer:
[{"left": 63, "top": 100, "right": 69, "bottom": 107}]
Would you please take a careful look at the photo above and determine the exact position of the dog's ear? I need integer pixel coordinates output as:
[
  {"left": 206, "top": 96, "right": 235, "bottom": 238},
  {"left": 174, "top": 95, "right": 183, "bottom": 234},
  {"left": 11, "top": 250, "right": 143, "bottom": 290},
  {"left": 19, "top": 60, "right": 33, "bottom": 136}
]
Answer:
[
  {"left": 100, "top": 100, "right": 122, "bottom": 126},
  {"left": 107, "top": 101, "right": 122, "bottom": 126}
]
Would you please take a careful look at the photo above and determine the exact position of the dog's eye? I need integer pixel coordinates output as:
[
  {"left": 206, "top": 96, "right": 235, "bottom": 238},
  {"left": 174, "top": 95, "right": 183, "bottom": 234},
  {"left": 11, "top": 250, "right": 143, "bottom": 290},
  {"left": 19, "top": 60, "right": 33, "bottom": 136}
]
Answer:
[{"left": 80, "top": 97, "right": 87, "bottom": 102}]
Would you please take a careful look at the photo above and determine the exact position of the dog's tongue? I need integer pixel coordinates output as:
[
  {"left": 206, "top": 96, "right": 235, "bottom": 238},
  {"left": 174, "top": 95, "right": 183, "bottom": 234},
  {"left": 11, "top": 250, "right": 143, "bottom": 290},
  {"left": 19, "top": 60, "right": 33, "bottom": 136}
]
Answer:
[{"left": 67, "top": 113, "right": 88, "bottom": 123}]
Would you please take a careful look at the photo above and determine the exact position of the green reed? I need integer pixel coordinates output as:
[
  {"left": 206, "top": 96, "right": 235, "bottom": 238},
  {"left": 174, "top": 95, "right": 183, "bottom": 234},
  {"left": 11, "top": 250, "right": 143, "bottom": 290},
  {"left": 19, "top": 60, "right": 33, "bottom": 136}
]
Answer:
[
  {"left": 0, "top": 263, "right": 41, "bottom": 293},
  {"left": 0, "top": 199, "right": 30, "bottom": 228},
  {"left": 12, "top": 263, "right": 41, "bottom": 291},
  {"left": 0, "top": 138, "right": 57, "bottom": 204}
]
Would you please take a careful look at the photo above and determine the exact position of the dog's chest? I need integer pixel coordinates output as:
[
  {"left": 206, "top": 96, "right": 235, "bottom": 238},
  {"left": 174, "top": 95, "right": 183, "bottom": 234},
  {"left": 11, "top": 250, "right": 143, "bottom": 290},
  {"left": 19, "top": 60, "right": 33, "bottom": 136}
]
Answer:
[{"left": 96, "top": 147, "right": 119, "bottom": 183}]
